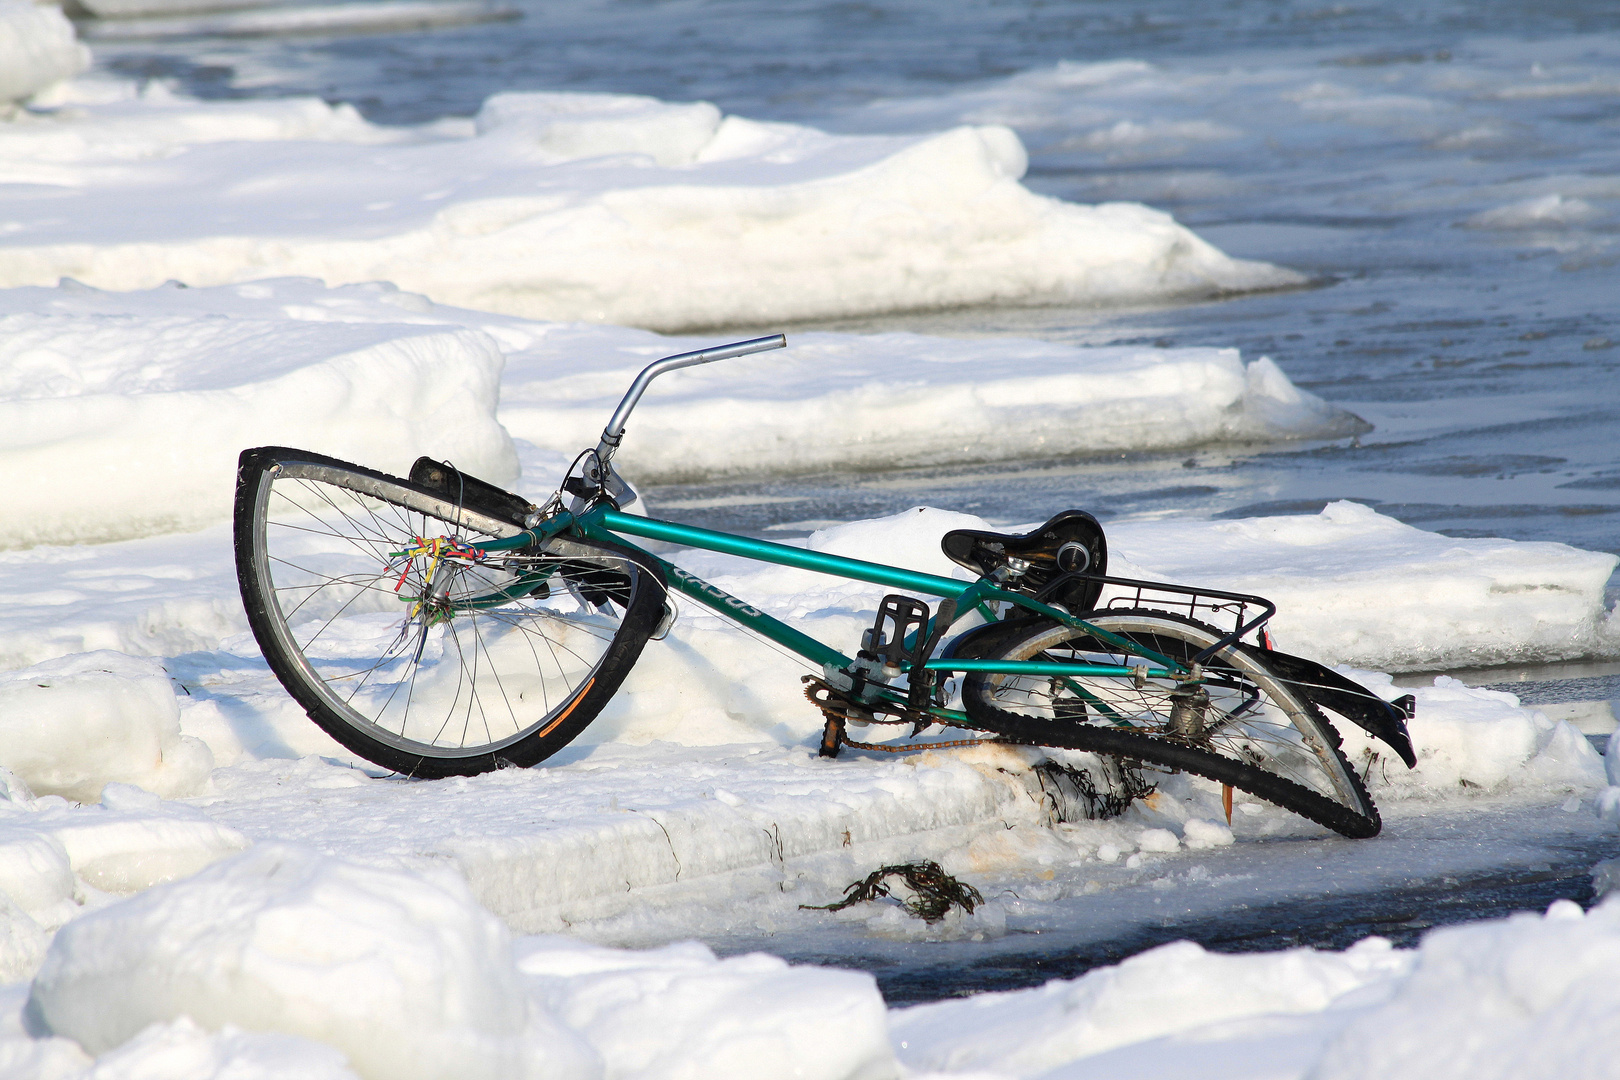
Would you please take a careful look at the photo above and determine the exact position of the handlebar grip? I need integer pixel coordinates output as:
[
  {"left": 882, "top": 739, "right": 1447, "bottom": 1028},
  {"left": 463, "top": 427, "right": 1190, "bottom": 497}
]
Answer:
[{"left": 597, "top": 334, "right": 787, "bottom": 454}]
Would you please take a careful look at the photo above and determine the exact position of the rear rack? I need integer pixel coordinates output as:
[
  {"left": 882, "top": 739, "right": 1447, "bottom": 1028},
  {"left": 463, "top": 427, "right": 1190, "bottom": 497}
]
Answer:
[{"left": 1038, "top": 573, "right": 1276, "bottom": 665}]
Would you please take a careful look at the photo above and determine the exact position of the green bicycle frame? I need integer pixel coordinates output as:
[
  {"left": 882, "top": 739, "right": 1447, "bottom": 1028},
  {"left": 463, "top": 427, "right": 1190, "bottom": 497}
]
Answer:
[
  {"left": 565, "top": 506, "right": 1186, "bottom": 681},
  {"left": 453, "top": 504, "right": 1187, "bottom": 678}
]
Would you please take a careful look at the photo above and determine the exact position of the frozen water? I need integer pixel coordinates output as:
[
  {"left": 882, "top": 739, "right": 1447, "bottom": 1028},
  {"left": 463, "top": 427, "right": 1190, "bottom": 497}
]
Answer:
[
  {"left": 0, "top": 1, "right": 87, "bottom": 107},
  {"left": 0, "top": 85, "right": 1295, "bottom": 330},
  {"left": 0, "top": 652, "right": 212, "bottom": 802},
  {"left": 0, "top": 277, "right": 1355, "bottom": 549}
]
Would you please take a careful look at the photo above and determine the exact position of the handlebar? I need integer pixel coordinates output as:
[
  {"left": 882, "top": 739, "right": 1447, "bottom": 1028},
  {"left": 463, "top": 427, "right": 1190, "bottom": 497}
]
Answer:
[{"left": 594, "top": 334, "right": 786, "bottom": 463}]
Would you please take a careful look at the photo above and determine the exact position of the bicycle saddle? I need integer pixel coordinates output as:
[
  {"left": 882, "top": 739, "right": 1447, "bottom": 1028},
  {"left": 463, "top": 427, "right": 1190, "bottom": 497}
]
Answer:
[{"left": 941, "top": 510, "right": 1109, "bottom": 613}]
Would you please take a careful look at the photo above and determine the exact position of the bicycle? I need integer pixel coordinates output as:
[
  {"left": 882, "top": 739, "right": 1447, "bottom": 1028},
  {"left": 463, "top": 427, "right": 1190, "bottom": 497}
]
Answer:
[{"left": 233, "top": 335, "right": 1417, "bottom": 839}]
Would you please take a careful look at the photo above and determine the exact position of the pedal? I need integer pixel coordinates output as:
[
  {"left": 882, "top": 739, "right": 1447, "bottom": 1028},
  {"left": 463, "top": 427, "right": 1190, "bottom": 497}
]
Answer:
[
  {"left": 856, "top": 594, "right": 959, "bottom": 717},
  {"left": 860, "top": 595, "right": 931, "bottom": 680}
]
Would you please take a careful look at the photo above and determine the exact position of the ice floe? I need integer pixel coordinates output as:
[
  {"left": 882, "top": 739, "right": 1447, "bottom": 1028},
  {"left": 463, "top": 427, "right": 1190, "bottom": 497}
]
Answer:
[
  {"left": 0, "top": 0, "right": 88, "bottom": 107},
  {"left": 7, "top": 836, "right": 1620, "bottom": 1078},
  {"left": 0, "top": 82, "right": 1301, "bottom": 329},
  {"left": 27, "top": 843, "right": 595, "bottom": 1080},
  {"left": 0, "top": 652, "right": 212, "bottom": 802},
  {"left": 0, "top": 282, "right": 514, "bottom": 547},
  {"left": 0, "top": 277, "right": 1358, "bottom": 549}
]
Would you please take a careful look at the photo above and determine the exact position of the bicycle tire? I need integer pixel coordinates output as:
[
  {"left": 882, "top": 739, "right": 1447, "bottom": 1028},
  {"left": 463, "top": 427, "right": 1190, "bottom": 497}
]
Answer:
[
  {"left": 961, "top": 609, "right": 1380, "bottom": 838},
  {"left": 234, "top": 446, "right": 664, "bottom": 777}
]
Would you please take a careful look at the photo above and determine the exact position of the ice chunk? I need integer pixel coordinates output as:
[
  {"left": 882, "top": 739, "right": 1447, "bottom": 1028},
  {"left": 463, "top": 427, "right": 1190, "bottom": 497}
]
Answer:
[
  {"left": 1334, "top": 672, "right": 1607, "bottom": 797},
  {"left": 0, "top": 85, "right": 1300, "bottom": 329},
  {"left": 26, "top": 843, "right": 597, "bottom": 1080},
  {"left": 500, "top": 329, "right": 1365, "bottom": 481},
  {"left": 1107, "top": 500, "right": 1620, "bottom": 670},
  {"left": 0, "top": 277, "right": 1354, "bottom": 548},
  {"left": 43, "top": 798, "right": 251, "bottom": 894},
  {"left": 517, "top": 936, "right": 896, "bottom": 1080},
  {"left": 1468, "top": 193, "right": 1600, "bottom": 229},
  {"left": 0, "top": 297, "right": 515, "bottom": 548},
  {"left": 0, "top": 828, "right": 73, "bottom": 922},
  {"left": 0, "top": 1, "right": 88, "bottom": 106},
  {"left": 1313, "top": 899, "right": 1620, "bottom": 1080},
  {"left": 0, "top": 652, "right": 211, "bottom": 802},
  {"left": 890, "top": 936, "right": 1411, "bottom": 1075}
]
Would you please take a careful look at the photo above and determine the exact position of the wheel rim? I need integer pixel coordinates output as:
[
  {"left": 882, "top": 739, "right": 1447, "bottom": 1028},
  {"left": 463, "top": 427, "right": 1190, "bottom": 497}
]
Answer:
[
  {"left": 249, "top": 462, "right": 645, "bottom": 759},
  {"left": 979, "top": 614, "right": 1366, "bottom": 812}
]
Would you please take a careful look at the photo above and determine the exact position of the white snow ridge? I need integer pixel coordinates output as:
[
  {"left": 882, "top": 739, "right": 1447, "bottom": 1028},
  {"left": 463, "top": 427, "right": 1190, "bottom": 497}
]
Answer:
[
  {"left": 0, "top": 86, "right": 1301, "bottom": 329},
  {"left": 0, "top": 0, "right": 88, "bottom": 107}
]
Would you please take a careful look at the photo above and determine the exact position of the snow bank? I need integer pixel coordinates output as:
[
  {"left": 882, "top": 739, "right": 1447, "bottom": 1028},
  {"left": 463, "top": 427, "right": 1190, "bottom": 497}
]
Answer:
[
  {"left": 1336, "top": 671, "right": 1605, "bottom": 798},
  {"left": 517, "top": 936, "right": 895, "bottom": 1080},
  {"left": 1313, "top": 899, "right": 1620, "bottom": 1080},
  {"left": 0, "top": 277, "right": 1355, "bottom": 549},
  {"left": 886, "top": 897, "right": 1620, "bottom": 1079},
  {"left": 0, "top": 652, "right": 211, "bottom": 802},
  {"left": 1107, "top": 500, "right": 1620, "bottom": 671},
  {"left": 0, "top": 1, "right": 88, "bottom": 107},
  {"left": 0, "top": 85, "right": 1300, "bottom": 329},
  {"left": 27, "top": 843, "right": 597, "bottom": 1080},
  {"left": 891, "top": 936, "right": 1410, "bottom": 1076},
  {"left": 0, "top": 284, "right": 515, "bottom": 548},
  {"left": 499, "top": 326, "right": 1364, "bottom": 481}
]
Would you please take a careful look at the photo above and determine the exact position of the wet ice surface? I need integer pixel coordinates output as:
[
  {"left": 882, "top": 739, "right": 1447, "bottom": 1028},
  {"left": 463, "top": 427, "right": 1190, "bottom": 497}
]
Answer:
[{"left": 725, "top": 799, "right": 1620, "bottom": 1006}]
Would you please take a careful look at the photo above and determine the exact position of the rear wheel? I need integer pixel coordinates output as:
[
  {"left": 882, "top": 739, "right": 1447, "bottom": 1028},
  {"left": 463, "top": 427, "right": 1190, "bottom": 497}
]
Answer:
[
  {"left": 234, "top": 447, "right": 663, "bottom": 777},
  {"left": 961, "top": 609, "right": 1379, "bottom": 838}
]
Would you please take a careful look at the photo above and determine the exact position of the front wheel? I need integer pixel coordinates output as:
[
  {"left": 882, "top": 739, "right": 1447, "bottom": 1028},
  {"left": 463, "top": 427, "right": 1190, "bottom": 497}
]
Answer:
[
  {"left": 234, "top": 447, "right": 664, "bottom": 777},
  {"left": 961, "top": 609, "right": 1380, "bottom": 838}
]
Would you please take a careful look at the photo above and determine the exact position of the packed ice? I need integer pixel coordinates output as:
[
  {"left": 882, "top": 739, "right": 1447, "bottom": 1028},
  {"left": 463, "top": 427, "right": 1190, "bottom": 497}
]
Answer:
[
  {"left": 0, "top": 80, "right": 1299, "bottom": 330},
  {"left": 0, "top": 277, "right": 1358, "bottom": 549},
  {"left": 0, "top": 0, "right": 87, "bottom": 107}
]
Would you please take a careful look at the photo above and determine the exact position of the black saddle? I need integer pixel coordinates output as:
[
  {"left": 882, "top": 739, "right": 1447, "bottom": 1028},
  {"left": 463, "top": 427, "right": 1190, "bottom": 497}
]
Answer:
[{"left": 941, "top": 510, "right": 1108, "bottom": 613}]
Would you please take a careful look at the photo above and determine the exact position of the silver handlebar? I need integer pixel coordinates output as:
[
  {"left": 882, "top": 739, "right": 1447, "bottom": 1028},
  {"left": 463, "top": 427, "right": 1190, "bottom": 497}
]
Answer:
[{"left": 593, "top": 334, "right": 786, "bottom": 463}]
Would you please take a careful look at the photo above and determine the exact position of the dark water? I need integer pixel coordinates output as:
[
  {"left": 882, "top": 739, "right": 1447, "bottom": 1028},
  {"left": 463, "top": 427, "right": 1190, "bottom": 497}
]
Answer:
[
  {"left": 872, "top": 857, "right": 1620, "bottom": 1005},
  {"left": 91, "top": 1, "right": 1620, "bottom": 127}
]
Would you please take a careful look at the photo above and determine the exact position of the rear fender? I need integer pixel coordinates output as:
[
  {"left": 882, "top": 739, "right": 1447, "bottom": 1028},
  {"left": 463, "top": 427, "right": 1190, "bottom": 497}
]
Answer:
[{"left": 1239, "top": 646, "right": 1417, "bottom": 768}]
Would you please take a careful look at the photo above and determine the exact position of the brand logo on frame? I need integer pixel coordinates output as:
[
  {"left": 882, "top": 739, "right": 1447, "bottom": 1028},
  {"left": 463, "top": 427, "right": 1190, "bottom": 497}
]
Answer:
[{"left": 668, "top": 566, "right": 763, "bottom": 617}]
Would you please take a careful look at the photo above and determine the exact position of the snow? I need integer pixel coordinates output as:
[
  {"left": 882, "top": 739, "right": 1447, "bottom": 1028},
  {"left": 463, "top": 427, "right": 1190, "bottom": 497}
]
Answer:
[
  {"left": 0, "top": 282, "right": 515, "bottom": 548},
  {"left": 0, "top": 83, "right": 1300, "bottom": 330},
  {"left": 0, "top": 1, "right": 88, "bottom": 107},
  {"left": 27, "top": 843, "right": 596, "bottom": 1080},
  {"left": 0, "top": 277, "right": 1356, "bottom": 549},
  {"left": 0, "top": 652, "right": 211, "bottom": 802}
]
